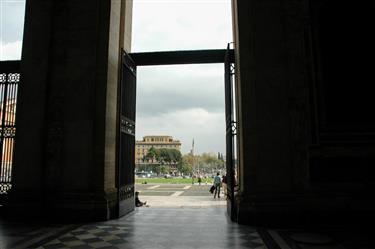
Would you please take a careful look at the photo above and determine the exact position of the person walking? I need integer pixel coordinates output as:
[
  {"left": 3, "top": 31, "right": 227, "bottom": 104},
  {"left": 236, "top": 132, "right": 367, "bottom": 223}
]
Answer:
[
  {"left": 198, "top": 175, "right": 202, "bottom": 185},
  {"left": 213, "top": 172, "right": 222, "bottom": 199}
]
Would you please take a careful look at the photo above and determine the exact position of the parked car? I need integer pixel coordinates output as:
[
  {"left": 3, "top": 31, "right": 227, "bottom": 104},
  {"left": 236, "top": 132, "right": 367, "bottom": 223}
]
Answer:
[{"left": 135, "top": 172, "right": 151, "bottom": 178}]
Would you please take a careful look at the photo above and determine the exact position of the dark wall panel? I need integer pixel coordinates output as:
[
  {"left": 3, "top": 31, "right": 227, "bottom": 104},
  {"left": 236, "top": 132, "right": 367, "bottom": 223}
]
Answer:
[{"left": 311, "top": 1, "right": 375, "bottom": 131}]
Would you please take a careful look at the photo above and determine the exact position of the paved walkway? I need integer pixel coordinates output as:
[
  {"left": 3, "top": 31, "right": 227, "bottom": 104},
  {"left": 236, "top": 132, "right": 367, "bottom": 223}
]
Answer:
[{"left": 135, "top": 184, "right": 226, "bottom": 208}]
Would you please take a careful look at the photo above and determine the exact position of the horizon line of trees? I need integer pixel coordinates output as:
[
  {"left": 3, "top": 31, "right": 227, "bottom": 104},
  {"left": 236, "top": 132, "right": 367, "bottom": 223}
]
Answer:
[{"left": 136, "top": 146, "right": 225, "bottom": 175}]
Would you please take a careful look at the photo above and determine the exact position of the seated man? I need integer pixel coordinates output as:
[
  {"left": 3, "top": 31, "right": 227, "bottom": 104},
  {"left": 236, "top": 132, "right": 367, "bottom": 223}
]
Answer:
[{"left": 135, "top": 191, "right": 147, "bottom": 207}]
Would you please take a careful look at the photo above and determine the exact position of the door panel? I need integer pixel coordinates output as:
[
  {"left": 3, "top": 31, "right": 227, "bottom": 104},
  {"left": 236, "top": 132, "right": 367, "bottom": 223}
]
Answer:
[
  {"left": 225, "top": 44, "right": 237, "bottom": 221},
  {"left": 118, "top": 51, "right": 136, "bottom": 217}
]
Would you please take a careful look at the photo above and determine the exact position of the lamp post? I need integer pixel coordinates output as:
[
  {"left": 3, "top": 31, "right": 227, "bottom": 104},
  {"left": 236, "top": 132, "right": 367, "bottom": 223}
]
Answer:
[{"left": 197, "top": 157, "right": 200, "bottom": 175}]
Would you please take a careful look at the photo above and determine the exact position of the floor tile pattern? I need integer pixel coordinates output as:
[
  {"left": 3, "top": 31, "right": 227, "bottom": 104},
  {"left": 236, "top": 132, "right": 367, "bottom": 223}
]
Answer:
[
  {"left": 33, "top": 207, "right": 268, "bottom": 249},
  {"left": 0, "top": 221, "right": 76, "bottom": 249},
  {"left": 277, "top": 230, "right": 374, "bottom": 249},
  {"left": 36, "top": 225, "right": 132, "bottom": 249}
]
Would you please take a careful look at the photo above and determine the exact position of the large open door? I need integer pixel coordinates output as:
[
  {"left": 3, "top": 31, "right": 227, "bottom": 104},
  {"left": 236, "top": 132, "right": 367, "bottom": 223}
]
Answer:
[
  {"left": 117, "top": 51, "right": 137, "bottom": 217},
  {"left": 225, "top": 44, "right": 237, "bottom": 221},
  {"left": 117, "top": 48, "right": 235, "bottom": 218}
]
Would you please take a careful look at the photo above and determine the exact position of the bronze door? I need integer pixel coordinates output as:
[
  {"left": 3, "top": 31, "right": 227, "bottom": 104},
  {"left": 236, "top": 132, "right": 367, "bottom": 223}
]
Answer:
[
  {"left": 224, "top": 44, "right": 237, "bottom": 221},
  {"left": 117, "top": 51, "right": 137, "bottom": 217}
]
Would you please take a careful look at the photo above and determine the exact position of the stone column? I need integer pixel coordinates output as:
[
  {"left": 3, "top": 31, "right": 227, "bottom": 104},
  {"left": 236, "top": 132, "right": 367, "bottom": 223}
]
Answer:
[
  {"left": 233, "top": 0, "right": 310, "bottom": 225},
  {"left": 10, "top": 0, "right": 132, "bottom": 221},
  {"left": 104, "top": 0, "right": 133, "bottom": 219}
]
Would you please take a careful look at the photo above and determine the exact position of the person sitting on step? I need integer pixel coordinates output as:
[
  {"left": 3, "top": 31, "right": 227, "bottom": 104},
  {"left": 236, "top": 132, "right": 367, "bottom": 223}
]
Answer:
[{"left": 135, "top": 191, "right": 147, "bottom": 207}]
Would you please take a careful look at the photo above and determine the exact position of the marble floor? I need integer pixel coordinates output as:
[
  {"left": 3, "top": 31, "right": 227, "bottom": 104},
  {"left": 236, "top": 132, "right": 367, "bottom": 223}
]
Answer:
[
  {"left": 0, "top": 220, "right": 78, "bottom": 249},
  {"left": 0, "top": 206, "right": 375, "bottom": 249},
  {"left": 26, "top": 207, "right": 267, "bottom": 249},
  {"left": 1, "top": 206, "right": 373, "bottom": 249},
  {"left": 1, "top": 191, "right": 374, "bottom": 249}
]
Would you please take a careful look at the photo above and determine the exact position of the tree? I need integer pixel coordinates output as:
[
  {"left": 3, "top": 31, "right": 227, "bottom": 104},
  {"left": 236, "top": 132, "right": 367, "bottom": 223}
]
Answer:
[
  {"left": 145, "top": 146, "right": 158, "bottom": 163},
  {"left": 158, "top": 148, "right": 169, "bottom": 164},
  {"left": 178, "top": 154, "right": 194, "bottom": 175},
  {"left": 169, "top": 149, "right": 182, "bottom": 164},
  {"left": 159, "top": 165, "right": 170, "bottom": 174},
  {"left": 149, "top": 148, "right": 182, "bottom": 165},
  {"left": 199, "top": 152, "right": 225, "bottom": 173},
  {"left": 175, "top": 152, "right": 226, "bottom": 175},
  {"left": 144, "top": 147, "right": 183, "bottom": 175}
]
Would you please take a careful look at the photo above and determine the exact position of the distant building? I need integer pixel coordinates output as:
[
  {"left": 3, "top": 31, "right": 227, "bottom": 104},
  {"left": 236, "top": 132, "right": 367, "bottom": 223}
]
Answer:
[{"left": 135, "top": 135, "right": 181, "bottom": 164}]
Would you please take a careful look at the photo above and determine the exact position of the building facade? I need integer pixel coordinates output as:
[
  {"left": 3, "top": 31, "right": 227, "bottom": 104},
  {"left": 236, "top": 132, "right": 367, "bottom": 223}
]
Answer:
[{"left": 135, "top": 135, "right": 181, "bottom": 164}]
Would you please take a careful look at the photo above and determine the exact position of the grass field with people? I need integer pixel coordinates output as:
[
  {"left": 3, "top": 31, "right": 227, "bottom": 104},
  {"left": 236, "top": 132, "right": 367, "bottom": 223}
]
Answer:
[{"left": 135, "top": 177, "right": 214, "bottom": 184}]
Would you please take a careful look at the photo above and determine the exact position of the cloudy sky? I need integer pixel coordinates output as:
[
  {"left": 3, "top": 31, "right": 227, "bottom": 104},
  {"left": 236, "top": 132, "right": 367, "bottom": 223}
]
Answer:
[
  {"left": 0, "top": 0, "right": 25, "bottom": 60},
  {"left": 0, "top": 0, "right": 233, "bottom": 154},
  {"left": 133, "top": 0, "right": 232, "bottom": 154}
]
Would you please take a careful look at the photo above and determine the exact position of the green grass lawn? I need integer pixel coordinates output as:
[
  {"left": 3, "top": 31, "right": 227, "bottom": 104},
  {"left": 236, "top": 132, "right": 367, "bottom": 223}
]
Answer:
[{"left": 135, "top": 178, "right": 213, "bottom": 184}]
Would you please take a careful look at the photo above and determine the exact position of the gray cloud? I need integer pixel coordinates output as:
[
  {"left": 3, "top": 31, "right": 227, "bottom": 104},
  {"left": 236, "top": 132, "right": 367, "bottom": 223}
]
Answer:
[
  {"left": 132, "top": 0, "right": 232, "bottom": 52},
  {"left": 132, "top": 0, "right": 232, "bottom": 154},
  {"left": 0, "top": 1, "right": 26, "bottom": 44},
  {"left": 137, "top": 89, "right": 224, "bottom": 117},
  {"left": 136, "top": 108, "right": 226, "bottom": 154},
  {"left": 136, "top": 64, "right": 225, "bottom": 117}
]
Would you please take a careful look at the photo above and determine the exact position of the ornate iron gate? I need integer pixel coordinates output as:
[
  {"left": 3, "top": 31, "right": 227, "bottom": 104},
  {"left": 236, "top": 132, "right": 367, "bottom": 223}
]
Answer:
[
  {"left": 0, "top": 61, "right": 20, "bottom": 196},
  {"left": 117, "top": 51, "right": 137, "bottom": 217},
  {"left": 224, "top": 44, "right": 237, "bottom": 221}
]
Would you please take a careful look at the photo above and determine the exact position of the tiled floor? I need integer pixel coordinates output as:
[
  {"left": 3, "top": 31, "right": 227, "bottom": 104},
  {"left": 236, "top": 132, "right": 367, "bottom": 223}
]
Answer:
[
  {"left": 1, "top": 186, "right": 374, "bottom": 249},
  {"left": 0, "top": 221, "right": 77, "bottom": 249},
  {"left": 273, "top": 229, "right": 375, "bottom": 249},
  {"left": 1, "top": 206, "right": 375, "bottom": 249},
  {"left": 30, "top": 207, "right": 267, "bottom": 249}
]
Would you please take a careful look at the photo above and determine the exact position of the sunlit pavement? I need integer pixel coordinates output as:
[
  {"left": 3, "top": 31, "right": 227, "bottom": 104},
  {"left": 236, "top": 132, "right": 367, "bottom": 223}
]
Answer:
[{"left": 135, "top": 183, "right": 227, "bottom": 207}]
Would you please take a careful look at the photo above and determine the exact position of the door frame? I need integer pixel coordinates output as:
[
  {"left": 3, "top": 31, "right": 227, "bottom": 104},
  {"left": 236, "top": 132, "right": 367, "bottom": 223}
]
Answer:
[
  {"left": 117, "top": 48, "right": 237, "bottom": 218},
  {"left": 129, "top": 49, "right": 234, "bottom": 66}
]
